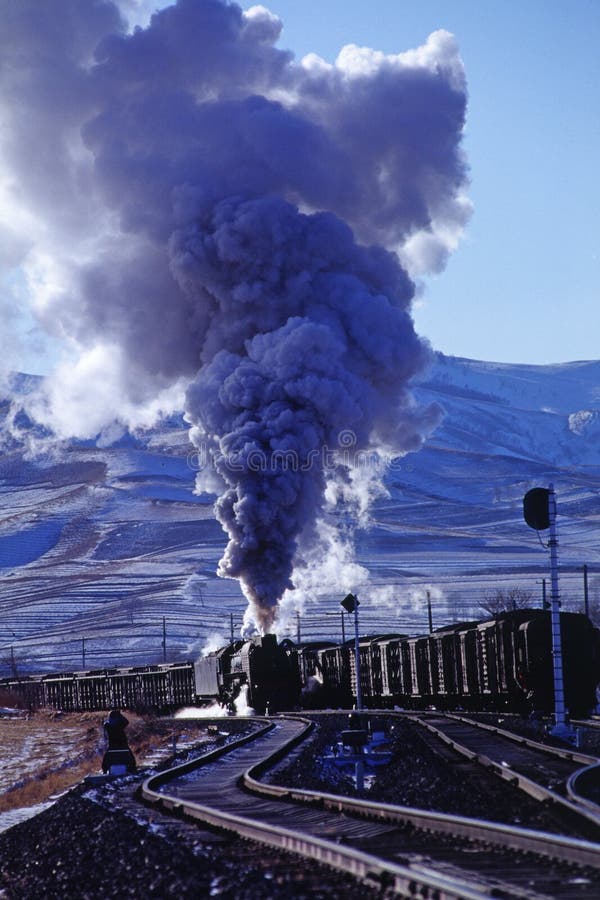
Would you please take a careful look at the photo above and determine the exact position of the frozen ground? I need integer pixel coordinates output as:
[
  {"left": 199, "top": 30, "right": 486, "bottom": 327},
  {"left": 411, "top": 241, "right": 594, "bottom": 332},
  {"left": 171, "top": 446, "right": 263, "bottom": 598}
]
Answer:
[
  {"left": 1, "top": 353, "right": 599, "bottom": 674},
  {"left": 0, "top": 709, "right": 103, "bottom": 833},
  {"left": 0, "top": 709, "right": 219, "bottom": 832}
]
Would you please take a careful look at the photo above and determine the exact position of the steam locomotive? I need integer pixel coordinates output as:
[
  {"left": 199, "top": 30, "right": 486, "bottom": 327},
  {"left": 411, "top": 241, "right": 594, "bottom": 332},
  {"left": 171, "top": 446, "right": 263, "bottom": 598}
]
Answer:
[
  {"left": 194, "top": 633, "right": 301, "bottom": 712},
  {"left": 0, "top": 634, "right": 301, "bottom": 715},
  {"left": 2, "top": 611, "right": 599, "bottom": 717}
]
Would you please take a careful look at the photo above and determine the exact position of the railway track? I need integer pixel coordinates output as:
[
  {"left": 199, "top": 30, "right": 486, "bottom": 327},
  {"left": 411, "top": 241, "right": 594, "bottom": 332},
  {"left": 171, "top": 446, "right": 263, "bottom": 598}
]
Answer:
[
  {"left": 141, "top": 715, "right": 600, "bottom": 899},
  {"left": 413, "top": 713, "right": 600, "bottom": 834}
]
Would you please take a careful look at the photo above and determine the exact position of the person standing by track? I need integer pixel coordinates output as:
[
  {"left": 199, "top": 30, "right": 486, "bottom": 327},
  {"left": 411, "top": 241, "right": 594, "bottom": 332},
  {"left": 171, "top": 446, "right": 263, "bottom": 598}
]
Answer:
[{"left": 101, "top": 709, "right": 136, "bottom": 774}]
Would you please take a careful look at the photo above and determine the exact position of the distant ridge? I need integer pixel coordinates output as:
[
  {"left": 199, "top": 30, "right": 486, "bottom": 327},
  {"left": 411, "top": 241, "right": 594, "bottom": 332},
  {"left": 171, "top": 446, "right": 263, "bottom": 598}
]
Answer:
[{"left": 1, "top": 355, "right": 599, "bottom": 673}]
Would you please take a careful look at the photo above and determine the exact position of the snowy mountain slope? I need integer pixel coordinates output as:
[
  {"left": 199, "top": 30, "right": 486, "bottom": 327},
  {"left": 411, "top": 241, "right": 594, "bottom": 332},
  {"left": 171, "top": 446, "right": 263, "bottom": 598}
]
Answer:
[
  {"left": 1, "top": 354, "right": 599, "bottom": 674},
  {"left": 416, "top": 356, "right": 600, "bottom": 464},
  {"left": 360, "top": 355, "right": 600, "bottom": 624},
  {"left": 421, "top": 356, "right": 600, "bottom": 414}
]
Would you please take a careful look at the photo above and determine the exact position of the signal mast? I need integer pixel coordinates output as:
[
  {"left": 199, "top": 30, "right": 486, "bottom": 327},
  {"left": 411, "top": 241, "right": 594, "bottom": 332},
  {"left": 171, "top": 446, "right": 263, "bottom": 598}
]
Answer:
[{"left": 523, "top": 484, "right": 575, "bottom": 743}]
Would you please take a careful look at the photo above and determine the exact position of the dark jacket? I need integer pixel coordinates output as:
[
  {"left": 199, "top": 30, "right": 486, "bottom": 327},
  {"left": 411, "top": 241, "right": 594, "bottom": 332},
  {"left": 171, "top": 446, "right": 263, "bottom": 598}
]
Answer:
[{"left": 103, "top": 710, "right": 130, "bottom": 750}]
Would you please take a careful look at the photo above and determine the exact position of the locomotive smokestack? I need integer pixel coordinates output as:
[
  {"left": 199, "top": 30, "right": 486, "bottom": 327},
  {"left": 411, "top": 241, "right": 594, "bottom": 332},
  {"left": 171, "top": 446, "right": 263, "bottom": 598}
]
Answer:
[{"left": 1, "top": 1, "right": 469, "bottom": 632}]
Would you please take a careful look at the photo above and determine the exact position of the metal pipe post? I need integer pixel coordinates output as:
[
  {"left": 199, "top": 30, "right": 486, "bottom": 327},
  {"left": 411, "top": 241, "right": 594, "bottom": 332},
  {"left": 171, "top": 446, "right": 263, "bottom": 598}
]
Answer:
[{"left": 353, "top": 595, "right": 365, "bottom": 790}]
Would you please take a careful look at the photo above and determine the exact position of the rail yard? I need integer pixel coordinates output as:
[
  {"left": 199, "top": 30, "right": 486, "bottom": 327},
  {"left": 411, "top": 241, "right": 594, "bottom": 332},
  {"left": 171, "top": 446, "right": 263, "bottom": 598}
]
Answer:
[
  {"left": 2, "top": 607, "right": 600, "bottom": 896},
  {"left": 1, "top": 709, "right": 600, "bottom": 898}
]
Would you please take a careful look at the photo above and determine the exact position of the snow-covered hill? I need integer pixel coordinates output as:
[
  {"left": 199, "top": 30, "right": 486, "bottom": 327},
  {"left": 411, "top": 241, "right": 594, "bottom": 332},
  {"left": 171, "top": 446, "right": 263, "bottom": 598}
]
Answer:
[{"left": 1, "top": 354, "right": 599, "bottom": 674}]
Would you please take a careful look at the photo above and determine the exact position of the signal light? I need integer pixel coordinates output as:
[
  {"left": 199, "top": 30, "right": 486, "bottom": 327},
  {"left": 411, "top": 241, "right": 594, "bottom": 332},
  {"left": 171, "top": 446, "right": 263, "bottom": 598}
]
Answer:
[
  {"left": 341, "top": 593, "right": 359, "bottom": 613},
  {"left": 523, "top": 487, "right": 550, "bottom": 531}
]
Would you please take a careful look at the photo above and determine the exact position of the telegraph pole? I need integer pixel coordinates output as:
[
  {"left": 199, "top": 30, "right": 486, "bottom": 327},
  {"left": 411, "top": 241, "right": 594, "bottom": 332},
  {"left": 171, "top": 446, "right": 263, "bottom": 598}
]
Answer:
[
  {"left": 542, "top": 578, "right": 547, "bottom": 609},
  {"left": 583, "top": 564, "right": 589, "bottom": 618},
  {"left": 162, "top": 617, "right": 167, "bottom": 663},
  {"left": 427, "top": 590, "right": 433, "bottom": 633}
]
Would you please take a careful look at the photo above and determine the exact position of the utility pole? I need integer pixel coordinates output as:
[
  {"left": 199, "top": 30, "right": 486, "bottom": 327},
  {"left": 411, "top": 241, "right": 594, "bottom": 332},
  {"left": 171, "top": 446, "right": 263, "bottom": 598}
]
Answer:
[
  {"left": 230, "top": 612, "right": 234, "bottom": 644},
  {"left": 427, "top": 590, "right": 433, "bottom": 633},
  {"left": 341, "top": 609, "right": 346, "bottom": 644},
  {"left": 81, "top": 637, "right": 86, "bottom": 669},
  {"left": 584, "top": 564, "right": 589, "bottom": 618},
  {"left": 296, "top": 611, "right": 301, "bottom": 644},
  {"left": 162, "top": 617, "right": 167, "bottom": 663},
  {"left": 542, "top": 578, "right": 547, "bottom": 609}
]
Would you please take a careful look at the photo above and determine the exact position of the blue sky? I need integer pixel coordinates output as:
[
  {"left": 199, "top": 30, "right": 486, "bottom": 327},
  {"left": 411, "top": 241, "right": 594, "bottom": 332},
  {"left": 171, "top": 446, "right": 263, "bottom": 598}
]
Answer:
[{"left": 242, "top": 0, "right": 600, "bottom": 365}]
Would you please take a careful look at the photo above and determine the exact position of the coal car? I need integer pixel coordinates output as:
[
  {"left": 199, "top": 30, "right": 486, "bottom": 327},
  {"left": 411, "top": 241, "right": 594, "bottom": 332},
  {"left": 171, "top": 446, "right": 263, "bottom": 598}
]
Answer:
[{"left": 300, "top": 610, "right": 600, "bottom": 716}]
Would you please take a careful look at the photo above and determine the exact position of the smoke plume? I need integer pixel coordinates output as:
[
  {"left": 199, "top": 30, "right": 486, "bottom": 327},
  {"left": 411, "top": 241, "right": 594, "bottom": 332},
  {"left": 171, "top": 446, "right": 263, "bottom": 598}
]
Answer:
[{"left": 0, "top": 0, "right": 469, "bottom": 631}]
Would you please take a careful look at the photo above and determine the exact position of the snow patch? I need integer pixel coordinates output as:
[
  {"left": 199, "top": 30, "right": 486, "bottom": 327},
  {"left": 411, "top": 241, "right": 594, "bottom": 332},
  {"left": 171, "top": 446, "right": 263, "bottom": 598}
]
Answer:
[{"left": 568, "top": 410, "right": 600, "bottom": 437}]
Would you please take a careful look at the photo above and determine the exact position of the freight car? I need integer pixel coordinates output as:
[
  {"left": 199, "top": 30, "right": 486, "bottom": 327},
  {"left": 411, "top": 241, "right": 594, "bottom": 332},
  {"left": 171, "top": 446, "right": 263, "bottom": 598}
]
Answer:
[
  {"left": 0, "top": 662, "right": 196, "bottom": 713},
  {"left": 2, "top": 611, "right": 598, "bottom": 717},
  {"left": 307, "top": 610, "right": 600, "bottom": 717},
  {"left": 0, "top": 634, "right": 300, "bottom": 715}
]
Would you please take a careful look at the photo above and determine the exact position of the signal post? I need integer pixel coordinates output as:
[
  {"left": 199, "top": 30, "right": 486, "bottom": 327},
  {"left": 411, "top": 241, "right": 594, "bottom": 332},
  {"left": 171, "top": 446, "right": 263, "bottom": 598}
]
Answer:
[{"left": 523, "top": 484, "right": 575, "bottom": 743}]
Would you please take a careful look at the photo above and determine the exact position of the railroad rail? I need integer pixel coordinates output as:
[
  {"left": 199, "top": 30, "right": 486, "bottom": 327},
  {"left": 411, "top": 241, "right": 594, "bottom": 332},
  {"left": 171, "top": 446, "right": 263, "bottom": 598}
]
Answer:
[
  {"left": 411, "top": 713, "right": 600, "bottom": 835},
  {"left": 141, "top": 715, "right": 600, "bottom": 898},
  {"left": 567, "top": 764, "right": 600, "bottom": 816}
]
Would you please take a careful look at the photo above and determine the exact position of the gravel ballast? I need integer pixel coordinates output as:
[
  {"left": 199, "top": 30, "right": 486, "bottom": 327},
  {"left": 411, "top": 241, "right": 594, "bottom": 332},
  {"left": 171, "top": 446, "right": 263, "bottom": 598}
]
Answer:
[{"left": 0, "top": 712, "right": 595, "bottom": 898}]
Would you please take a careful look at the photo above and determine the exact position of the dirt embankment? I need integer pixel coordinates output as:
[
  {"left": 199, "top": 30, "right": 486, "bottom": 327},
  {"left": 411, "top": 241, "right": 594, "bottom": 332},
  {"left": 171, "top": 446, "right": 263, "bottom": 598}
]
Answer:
[{"left": 0, "top": 710, "right": 197, "bottom": 814}]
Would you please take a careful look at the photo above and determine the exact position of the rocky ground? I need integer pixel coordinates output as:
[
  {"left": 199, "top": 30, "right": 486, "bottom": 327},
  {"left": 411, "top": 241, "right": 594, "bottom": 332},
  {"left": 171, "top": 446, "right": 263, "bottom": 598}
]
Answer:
[
  {"left": 0, "top": 711, "right": 388, "bottom": 899},
  {"left": 0, "top": 710, "right": 598, "bottom": 899},
  {"left": 0, "top": 709, "right": 246, "bottom": 818},
  {"left": 0, "top": 789, "right": 382, "bottom": 900},
  {"left": 266, "top": 713, "right": 587, "bottom": 835}
]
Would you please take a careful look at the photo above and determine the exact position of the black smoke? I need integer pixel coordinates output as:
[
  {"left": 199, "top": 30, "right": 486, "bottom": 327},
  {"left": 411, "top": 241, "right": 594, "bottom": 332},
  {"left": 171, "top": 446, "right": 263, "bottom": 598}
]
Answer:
[{"left": 0, "top": 0, "right": 469, "bottom": 630}]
